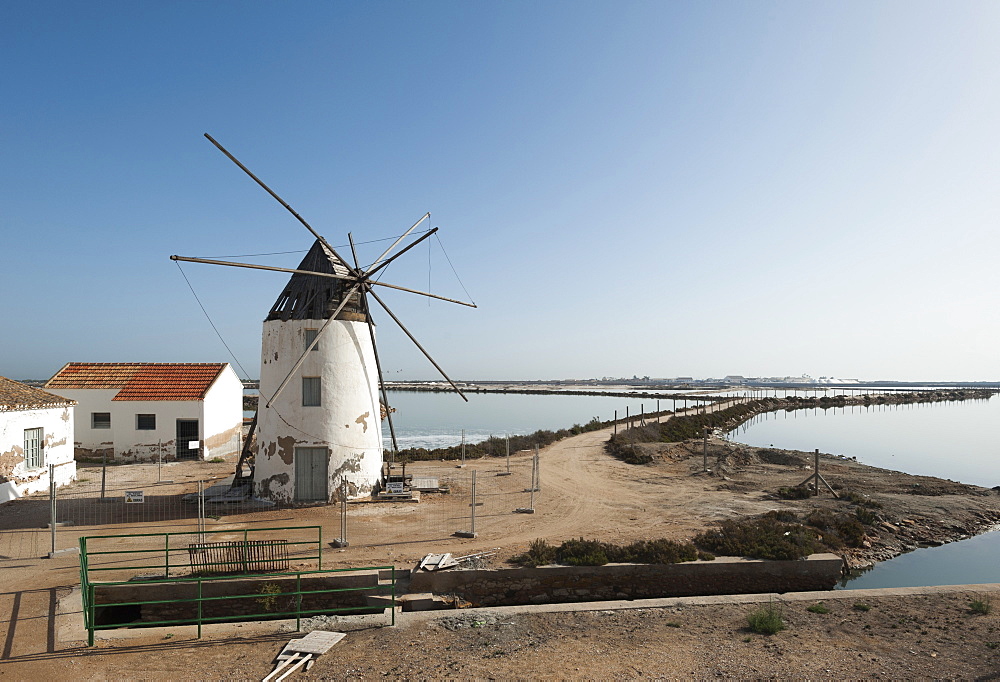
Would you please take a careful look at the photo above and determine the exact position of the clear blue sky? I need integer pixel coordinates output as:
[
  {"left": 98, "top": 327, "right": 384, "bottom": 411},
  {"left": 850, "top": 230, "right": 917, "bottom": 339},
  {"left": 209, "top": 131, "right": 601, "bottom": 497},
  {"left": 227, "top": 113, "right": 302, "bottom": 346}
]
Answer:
[{"left": 2, "top": 1, "right": 999, "bottom": 382}]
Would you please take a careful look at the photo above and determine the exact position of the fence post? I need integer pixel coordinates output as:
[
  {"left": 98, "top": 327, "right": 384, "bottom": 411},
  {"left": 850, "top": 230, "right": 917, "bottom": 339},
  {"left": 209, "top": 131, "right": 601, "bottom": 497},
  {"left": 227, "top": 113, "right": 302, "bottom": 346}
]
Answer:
[
  {"left": 529, "top": 454, "right": 537, "bottom": 510},
  {"left": 197, "top": 579, "right": 203, "bottom": 639},
  {"left": 470, "top": 470, "right": 477, "bottom": 536},
  {"left": 49, "top": 464, "right": 56, "bottom": 556},
  {"left": 157, "top": 439, "right": 162, "bottom": 483},
  {"left": 100, "top": 451, "right": 107, "bottom": 500},
  {"left": 87, "top": 582, "right": 95, "bottom": 647},
  {"left": 703, "top": 427, "right": 709, "bottom": 472},
  {"left": 296, "top": 573, "right": 302, "bottom": 632},
  {"left": 461, "top": 429, "right": 466, "bottom": 467},
  {"left": 165, "top": 534, "right": 170, "bottom": 578}
]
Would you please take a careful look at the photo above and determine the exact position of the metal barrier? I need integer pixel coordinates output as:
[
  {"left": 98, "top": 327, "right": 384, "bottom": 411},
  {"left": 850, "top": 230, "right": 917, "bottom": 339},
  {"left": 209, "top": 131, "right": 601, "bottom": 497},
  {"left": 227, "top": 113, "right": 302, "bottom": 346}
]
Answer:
[
  {"left": 78, "top": 527, "right": 395, "bottom": 646},
  {"left": 79, "top": 526, "right": 324, "bottom": 580}
]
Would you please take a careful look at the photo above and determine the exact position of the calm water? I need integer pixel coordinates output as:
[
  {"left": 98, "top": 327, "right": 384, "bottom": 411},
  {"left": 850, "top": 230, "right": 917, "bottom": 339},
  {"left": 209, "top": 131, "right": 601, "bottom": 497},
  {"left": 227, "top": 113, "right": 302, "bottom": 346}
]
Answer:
[
  {"left": 380, "top": 390, "right": 675, "bottom": 450},
  {"left": 731, "top": 395, "right": 1000, "bottom": 588},
  {"left": 730, "top": 396, "right": 1000, "bottom": 488},
  {"left": 839, "top": 529, "right": 1000, "bottom": 589}
]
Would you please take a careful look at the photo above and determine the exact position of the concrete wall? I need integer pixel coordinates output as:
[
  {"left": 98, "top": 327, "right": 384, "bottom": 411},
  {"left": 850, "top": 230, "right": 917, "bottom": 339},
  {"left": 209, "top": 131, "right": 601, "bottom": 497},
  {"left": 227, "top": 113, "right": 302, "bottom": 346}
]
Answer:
[
  {"left": 93, "top": 572, "right": 383, "bottom": 624},
  {"left": 409, "top": 554, "right": 844, "bottom": 606},
  {"left": 256, "top": 318, "right": 384, "bottom": 504},
  {"left": 0, "top": 405, "right": 76, "bottom": 503}
]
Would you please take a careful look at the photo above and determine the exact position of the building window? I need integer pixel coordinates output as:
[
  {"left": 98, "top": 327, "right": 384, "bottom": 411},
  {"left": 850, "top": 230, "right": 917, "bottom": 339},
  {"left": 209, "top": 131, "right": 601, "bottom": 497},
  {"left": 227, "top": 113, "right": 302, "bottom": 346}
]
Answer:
[
  {"left": 302, "top": 377, "right": 321, "bottom": 406},
  {"left": 24, "top": 428, "right": 43, "bottom": 469},
  {"left": 137, "top": 414, "right": 156, "bottom": 430},
  {"left": 92, "top": 412, "right": 111, "bottom": 429},
  {"left": 305, "top": 329, "right": 320, "bottom": 352}
]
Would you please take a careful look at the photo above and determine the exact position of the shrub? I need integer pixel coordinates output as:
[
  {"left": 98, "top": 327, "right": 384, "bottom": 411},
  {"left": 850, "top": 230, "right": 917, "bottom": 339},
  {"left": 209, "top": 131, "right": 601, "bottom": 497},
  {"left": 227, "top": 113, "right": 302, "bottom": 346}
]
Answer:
[
  {"left": 510, "top": 537, "right": 709, "bottom": 567},
  {"left": 256, "top": 582, "right": 283, "bottom": 612},
  {"left": 776, "top": 486, "right": 812, "bottom": 500},
  {"left": 853, "top": 602, "right": 871, "bottom": 612},
  {"left": 804, "top": 510, "right": 867, "bottom": 548},
  {"left": 806, "top": 602, "right": 830, "bottom": 614},
  {"left": 694, "top": 513, "right": 821, "bottom": 560},
  {"left": 855, "top": 507, "right": 878, "bottom": 525},
  {"left": 969, "top": 596, "right": 992, "bottom": 615},
  {"left": 557, "top": 538, "right": 609, "bottom": 566},
  {"left": 512, "top": 539, "right": 557, "bottom": 567},
  {"left": 747, "top": 602, "right": 786, "bottom": 635}
]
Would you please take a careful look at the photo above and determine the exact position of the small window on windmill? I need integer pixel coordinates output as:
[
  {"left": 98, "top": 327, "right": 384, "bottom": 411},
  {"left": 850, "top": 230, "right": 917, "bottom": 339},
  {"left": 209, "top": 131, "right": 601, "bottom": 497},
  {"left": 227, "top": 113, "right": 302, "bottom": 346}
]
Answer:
[
  {"left": 302, "top": 377, "right": 321, "bottom": 406},
  {"left": 305, "top": 328, "right": 319, "bottom": 352}
]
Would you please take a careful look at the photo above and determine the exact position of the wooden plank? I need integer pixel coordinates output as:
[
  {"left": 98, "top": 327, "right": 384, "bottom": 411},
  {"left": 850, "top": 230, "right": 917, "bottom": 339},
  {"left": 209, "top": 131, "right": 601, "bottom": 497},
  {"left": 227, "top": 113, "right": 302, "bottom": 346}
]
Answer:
[{"left": 285, "top": 630, "right": 346, "bottom": 654}]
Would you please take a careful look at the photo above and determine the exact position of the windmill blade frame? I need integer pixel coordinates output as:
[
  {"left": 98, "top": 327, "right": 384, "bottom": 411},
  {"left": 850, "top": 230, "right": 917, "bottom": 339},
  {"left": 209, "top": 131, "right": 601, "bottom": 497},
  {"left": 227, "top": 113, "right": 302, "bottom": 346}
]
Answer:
[{"left": 204, "top": 133, "right": 359, "bottom": 276}]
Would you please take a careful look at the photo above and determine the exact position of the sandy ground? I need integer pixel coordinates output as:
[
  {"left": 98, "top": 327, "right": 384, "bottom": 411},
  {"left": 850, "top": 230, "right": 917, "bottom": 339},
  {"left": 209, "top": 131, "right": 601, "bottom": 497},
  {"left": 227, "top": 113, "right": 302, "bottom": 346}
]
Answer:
[{"left": 2, "top": 401, "right": 1000, "bottom": 679}]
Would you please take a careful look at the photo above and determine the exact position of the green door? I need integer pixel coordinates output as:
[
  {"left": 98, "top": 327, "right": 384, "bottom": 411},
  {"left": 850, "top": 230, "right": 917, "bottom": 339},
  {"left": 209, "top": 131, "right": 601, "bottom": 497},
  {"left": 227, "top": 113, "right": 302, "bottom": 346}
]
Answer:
[{"left": 295, "top": 447, "right": 328, "bottom": 502}]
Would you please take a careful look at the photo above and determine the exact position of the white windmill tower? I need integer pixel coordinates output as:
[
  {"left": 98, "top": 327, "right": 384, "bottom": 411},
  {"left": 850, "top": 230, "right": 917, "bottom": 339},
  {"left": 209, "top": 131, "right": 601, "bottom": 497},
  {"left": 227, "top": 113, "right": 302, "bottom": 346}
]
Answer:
[{"left": 172, "top": 134, "right": 474, "bottom": 503}]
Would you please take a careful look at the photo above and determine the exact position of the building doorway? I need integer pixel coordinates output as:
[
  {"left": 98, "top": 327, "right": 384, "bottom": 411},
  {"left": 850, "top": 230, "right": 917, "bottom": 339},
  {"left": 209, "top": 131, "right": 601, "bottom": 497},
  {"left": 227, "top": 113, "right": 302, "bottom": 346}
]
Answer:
[
  {"left": 176, "top": 419, "right": 200, "bottom": 460},
  {"left": 295, "top": 447, "right": 328, "bottom": 502}
]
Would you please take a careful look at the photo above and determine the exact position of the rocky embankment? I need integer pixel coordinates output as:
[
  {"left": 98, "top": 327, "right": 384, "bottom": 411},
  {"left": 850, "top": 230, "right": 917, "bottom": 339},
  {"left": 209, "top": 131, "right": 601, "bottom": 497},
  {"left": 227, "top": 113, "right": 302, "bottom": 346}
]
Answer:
[{"left": 653, "top": 438, "right": 1000, "bottom": 572}]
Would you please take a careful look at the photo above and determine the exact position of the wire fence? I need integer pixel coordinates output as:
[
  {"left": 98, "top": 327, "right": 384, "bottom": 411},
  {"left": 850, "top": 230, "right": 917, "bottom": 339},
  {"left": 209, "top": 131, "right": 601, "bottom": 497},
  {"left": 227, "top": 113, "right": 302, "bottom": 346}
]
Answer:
[{"left": 0, "top": 452, "right": 547, "bottom": 564}]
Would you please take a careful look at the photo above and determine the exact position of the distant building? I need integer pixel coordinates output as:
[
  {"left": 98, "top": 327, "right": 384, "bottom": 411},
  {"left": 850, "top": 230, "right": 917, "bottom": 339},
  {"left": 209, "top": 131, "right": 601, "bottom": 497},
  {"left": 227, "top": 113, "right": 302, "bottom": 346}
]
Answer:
[
  {"left": 0, "top": 376, "right": 76, "bottom": 503},
  {"left": 44, "top": 363, "right": 243, "bottom": 463}
]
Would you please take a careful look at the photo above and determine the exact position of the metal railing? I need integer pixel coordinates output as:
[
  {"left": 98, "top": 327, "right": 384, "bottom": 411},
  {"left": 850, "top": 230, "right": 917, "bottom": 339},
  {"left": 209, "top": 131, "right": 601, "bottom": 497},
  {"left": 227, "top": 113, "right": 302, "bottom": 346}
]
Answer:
[
  {"left": 80, "top": 526, "right": 324, "bottom": 580},
  {"left": 78, "top": 526, "right": 395, "bottom": 646}
]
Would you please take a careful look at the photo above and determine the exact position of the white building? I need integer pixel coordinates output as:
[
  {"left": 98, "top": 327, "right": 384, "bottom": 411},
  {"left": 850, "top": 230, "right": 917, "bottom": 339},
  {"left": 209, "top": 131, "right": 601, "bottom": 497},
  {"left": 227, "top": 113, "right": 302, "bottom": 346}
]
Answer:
[
  {"left": 0, "top": 376, "right": 77, "bottom": 503},
  {"left": 255, "top": 240, "right": 384, "bottom": 504},
  {"left": 44, "top": 363, "right": 243, "bottom": 463}
]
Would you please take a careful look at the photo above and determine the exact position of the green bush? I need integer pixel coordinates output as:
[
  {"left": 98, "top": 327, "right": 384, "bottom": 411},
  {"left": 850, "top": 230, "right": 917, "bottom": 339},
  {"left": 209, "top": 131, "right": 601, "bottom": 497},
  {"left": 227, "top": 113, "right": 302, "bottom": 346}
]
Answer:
[
  {"left": 776, "top": 486, "right": 812, "bottom": 500},
  {"left": 510, "top": 537, "right": 710, "bottom": 567},
  {"left": 515, "top": 539, "right": 557, "bottom": 567},
  {"left": 694, "top": 512, "right": 821, "bottom": 560},
  {"left": 747, "top": 602, "right": 786, "bottom": 635},
  {"left": 557, "top": 538, "right": 609, "bottom": 566},
  {"left": 804, "top": 509, "right": 867, "bottom": 548},
  {"left": 969, "top": 596, "right": 992, "bottom": 615},
  {"left": 855, "top": 506, "right": 878, "bottom": 525},
  {"left": 806, "top": 602, "right": 830, "bottom": 614}
]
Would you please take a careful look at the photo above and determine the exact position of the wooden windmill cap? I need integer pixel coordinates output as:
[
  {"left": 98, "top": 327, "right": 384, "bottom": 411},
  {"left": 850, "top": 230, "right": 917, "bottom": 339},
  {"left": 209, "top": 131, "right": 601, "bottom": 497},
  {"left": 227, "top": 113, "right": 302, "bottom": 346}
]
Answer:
[{"left": 266, "top": 240, "right": 366, "bottom": 322}]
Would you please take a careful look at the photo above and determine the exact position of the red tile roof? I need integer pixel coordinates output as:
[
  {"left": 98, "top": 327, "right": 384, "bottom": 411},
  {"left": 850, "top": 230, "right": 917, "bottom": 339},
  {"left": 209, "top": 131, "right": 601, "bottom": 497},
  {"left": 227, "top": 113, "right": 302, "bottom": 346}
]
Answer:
[
  {"left": 45, "top": 363, "right": 228, "bottom": 401},
  {"left": 0, "top": 376, "right": 76, "bottom": 412}
]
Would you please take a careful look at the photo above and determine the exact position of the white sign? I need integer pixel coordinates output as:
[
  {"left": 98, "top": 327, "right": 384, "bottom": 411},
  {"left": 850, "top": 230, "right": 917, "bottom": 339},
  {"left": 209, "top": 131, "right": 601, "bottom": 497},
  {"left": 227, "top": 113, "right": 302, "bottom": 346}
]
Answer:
[
  {"left": 124, "top": 490, "right": 145, "bottom": 504},
  {"left": 386, "top": 482, "right": 404, "bottom": 494},
  {"left": 188, "top": 440, "right": 200, "bottom": 450}
]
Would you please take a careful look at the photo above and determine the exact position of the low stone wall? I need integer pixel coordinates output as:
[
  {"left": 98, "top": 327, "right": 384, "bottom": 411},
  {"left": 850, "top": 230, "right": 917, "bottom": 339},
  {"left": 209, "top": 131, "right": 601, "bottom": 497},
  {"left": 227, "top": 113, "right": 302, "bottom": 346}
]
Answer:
[{"left": 409, "top": 554, "right": 843, "bottom": 607}]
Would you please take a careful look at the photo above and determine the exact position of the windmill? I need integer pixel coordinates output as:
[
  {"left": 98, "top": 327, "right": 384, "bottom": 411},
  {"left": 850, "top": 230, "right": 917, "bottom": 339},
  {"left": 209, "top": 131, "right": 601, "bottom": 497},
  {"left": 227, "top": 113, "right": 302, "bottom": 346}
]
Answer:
[{"left": 171, "top": 134, "right": 474, "bottom": 503}]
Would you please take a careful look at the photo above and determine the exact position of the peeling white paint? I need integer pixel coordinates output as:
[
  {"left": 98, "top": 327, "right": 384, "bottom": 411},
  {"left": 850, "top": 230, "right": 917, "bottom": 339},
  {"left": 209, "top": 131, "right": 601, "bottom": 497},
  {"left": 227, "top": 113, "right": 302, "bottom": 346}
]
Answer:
[
  {"left": 255, "top": 318, "right": 384, "bottom": 503},
  {"left": 0, "top": 405, "right": 76, "bottom": 504}
]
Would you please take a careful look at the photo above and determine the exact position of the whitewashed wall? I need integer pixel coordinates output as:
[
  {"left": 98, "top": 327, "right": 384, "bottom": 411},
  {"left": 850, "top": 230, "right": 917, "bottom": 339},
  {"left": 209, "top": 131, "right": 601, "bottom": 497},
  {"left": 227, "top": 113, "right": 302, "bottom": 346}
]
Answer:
[
  {"left": 51, "top": 388, "right": 118, "bottom": 459},
  {"left": 110, "top": 399, "right": 202, "bottom": 462},
  {"left": 0, "top": 405, "right": 76, "bottom": 503},
  {"left": 256, "top": 318, "right": 384, "bottom": 503},
  {"left": 202, "top": 365, "right": 244, "bottom": 460},
  {"left": 47, "top": 377, "right": 242, "bottom": 463}
]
